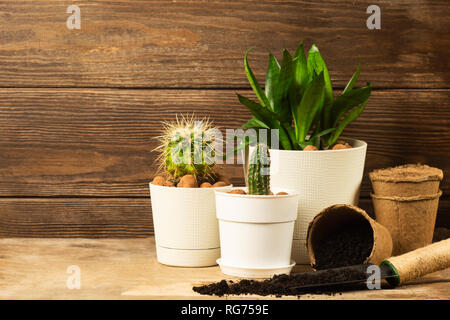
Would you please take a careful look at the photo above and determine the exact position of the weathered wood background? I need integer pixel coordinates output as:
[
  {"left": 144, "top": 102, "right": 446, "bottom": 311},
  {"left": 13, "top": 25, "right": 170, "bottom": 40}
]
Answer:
[{"left": 0, "top": 0, "right": 448, "bottom": 237}]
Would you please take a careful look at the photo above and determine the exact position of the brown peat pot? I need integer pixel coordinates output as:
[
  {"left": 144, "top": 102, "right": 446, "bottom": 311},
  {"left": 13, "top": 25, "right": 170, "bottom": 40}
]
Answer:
[
  {"left": 369, "top": 163, "right": 443, "bottom": 255},
  {"left": 369, "top": 164, "right": 443, "bottom": 197},
  {"left": 371, "top": 191, "right": 442, "bottom": 255},
  {"left": 307, "top": 204, "right": 393, "bottom": 270}
]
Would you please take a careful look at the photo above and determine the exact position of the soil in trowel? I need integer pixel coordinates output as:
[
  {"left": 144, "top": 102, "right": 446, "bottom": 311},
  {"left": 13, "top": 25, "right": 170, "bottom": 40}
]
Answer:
[
  {"left": 193, "top": 266, "right": 369, "bottom": 297},
  {"left": 312, "top": 221, "right": 374, "bottom": 270}
]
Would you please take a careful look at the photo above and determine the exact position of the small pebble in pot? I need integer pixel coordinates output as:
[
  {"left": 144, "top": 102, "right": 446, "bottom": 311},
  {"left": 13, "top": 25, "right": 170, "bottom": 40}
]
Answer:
[
  {"left": 200, "top": 182, "right": 212, "bottom": 188},
  {"left": 177, "top": 174, "right": 198, "bottom": 188},
  {"left": 229, "top": 189, "right": 246, "bottom": 195},
  {"left": 303, "top": 145, "right": 318, "bottom": 151},
  {"left": 276, "top": 192, "right": 288, "bottom": 195},
  {"left": 152, "top": 176, "right": 166, "bottom": 186},
  {"left": 332, "top": 143, "right": 352, "bottom": 150},
  {"left": 164, "top": 180, "right": 175, "bottom": 187},
  {"left": 213, "top": 181, "right": 228, "bottom": 187}
]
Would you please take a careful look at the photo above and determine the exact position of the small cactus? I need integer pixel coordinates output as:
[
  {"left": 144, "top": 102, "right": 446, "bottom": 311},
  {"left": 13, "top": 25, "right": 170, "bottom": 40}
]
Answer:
[
  {"left": 154, "top": 115, "right": 221, "bottom": 182},
  {"left": 248, "top": 144, "right": 270, "bottom": 195}
]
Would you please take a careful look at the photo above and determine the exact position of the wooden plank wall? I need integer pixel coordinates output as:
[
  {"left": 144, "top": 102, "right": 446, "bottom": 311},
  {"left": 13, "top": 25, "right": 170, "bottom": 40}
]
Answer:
[{"left": 0, "top": 0, "right": 448, "bottom": 237}]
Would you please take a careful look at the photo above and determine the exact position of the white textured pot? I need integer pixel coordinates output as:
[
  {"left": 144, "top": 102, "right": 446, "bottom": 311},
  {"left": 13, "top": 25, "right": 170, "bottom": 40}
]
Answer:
[
  {"left": 215, "top": 188, "right": 299, "bottom": 278},
  {"left": 149, "top": 183, "right": 232, "bottom": 267},
  {"left": 269, "top": 138, "right": 367, "bottom": 264}
]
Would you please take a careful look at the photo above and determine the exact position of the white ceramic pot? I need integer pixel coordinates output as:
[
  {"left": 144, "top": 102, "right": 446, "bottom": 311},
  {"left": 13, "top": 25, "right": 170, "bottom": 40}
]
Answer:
[
  {"left": 215, "top": 188, "right": 299, "bottom": 278},
  {"left": 269, "top": 138, "right": 367, "bottom": 264},
  {"left": 149, "top": 183, "right": 232, "bottom": 267}
]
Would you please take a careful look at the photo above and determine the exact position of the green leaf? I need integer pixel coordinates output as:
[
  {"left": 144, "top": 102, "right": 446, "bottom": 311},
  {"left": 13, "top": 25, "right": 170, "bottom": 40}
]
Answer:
[
  {"left": 244, "top": 48, "right": 270, "bottom": 109},
  {"left": 328, "top": 102, "right": 366, "bottom": 147},
  {"left": 272, "top": 50, "right": 295, "bottom": 123},
  {"left": 307, "top": 44, "right": 334, "bottom": 128},
  {"left": 289, "top": 41, "right": 309, "bottom": 107},
  {"left": 273, "top": 50, "right": 294, "bottom": 113},
  {"left": 226, "top": 131, "right": 258, "bottom": 159},
  {"left": 292, "top": 72, "right": 326, "bottom": 143},
  {"left": 277, "top": 98, "right": 293, "bottom": 124},
  {"left": 342, "top": 62, "right": 361, "bottom": 95},
  {"left": 281, "top": 122, "right": 300, "bottom": 150},
  {"left": 236, "top": 94, "right": 293, "bottom": 150},
  {"left": 237, "top": 93, "right": 289, "bottom": 123},
  {"left": 237, "top": 94, "right": 274, "bottom": 125},
  {"left": 242, "top": 117, "right": 270, "bottom": 130},
  {"left": 277, "top": 126, "right": 294, "bottom": 150},
  {"left": 308, "top": 127, "right": 335, "bottom": 142},
  {"left": 231, "top": 139, "right": 249, "bottom": 154},
  {"left": 331, "top": 84, "right": 372, "bottom": 128},
  {"left": 265, "top": 54, "right": 280, "bottom": 112}
]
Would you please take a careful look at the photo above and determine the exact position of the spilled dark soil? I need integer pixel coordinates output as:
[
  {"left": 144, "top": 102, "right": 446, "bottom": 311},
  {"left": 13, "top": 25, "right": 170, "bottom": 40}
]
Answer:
[
  {"left": 312, "top": 222, "right": 374, "bottom": 270},
  {"left": 193, "top": 265, "right": 370, "bottom": 297}
]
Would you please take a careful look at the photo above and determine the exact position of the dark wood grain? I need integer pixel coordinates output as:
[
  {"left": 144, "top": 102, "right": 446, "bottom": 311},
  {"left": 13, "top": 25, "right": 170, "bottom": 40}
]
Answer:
[
  {"left": 0, "top": 1, "right": 448, "bottom": 88},
  {"left": 0, "top": 198, "right": 153, "bottom": 238},
  {"left": 0, "top": 1, "right": 448, "bottom": 238},
  {"left": 0, "top": 197, "right": 447, "bottom": 238},
  {"left": 0, "top": 88, "right": 448, "bottom": 197},
  {"left": 345, "top": 89, "right": 450, "bottom": 197},
  {"left": 0, "top": 88, "right": 248, "bottom": 196}
]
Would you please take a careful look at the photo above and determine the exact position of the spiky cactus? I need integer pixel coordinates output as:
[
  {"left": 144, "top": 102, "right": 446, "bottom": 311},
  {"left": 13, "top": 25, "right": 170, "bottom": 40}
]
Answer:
[
  {"left": 154, "top": 116, "right": 221, "bottom": 182},
  {"left": 248, "top": 144, "right": 270, "bottom": 195}
]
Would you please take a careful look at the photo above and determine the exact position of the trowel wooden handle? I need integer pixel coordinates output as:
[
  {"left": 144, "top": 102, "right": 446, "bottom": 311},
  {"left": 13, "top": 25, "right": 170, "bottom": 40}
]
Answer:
[{"left": 381, "top": 238, "right": 450, "bottom": 286}]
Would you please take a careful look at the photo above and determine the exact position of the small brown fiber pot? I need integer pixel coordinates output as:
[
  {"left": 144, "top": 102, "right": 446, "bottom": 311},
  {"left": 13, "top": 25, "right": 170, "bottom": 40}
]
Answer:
[
  {"left": 369, "top": 164, "right": 443, "bottom": 197},
  {"left": 307, "top": 204, "right": 393, "bottom": 269},
  {"left": 371, "top": 191, "right": 442, "bottom": 256}
]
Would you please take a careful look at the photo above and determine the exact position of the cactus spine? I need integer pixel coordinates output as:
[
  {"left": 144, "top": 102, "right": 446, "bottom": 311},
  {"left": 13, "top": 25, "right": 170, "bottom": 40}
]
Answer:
[
  {"left": 248, "top": 144, "right": 270, "bottom": 195},
  {"left": 154, "top": 116, "right": 221, "bottom": 182}
]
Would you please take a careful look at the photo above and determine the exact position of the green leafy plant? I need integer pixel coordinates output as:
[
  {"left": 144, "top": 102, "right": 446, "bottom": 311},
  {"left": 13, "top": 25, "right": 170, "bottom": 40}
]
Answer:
[
  {"left": 238, "top": 41, "right": 372, "bottom": 150},
  {"left": 247, "top": 144, "right": 270, "bottom": 195}
]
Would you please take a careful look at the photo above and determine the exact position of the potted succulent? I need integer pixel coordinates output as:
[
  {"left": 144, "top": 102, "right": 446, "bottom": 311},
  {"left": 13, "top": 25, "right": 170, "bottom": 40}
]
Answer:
[
  {"left": 150, "top": 116, "right": 232, "bottom": 267},
  {"left": 215, "top": 144, "right": 299, "bottom": 278},
  {"left": 237, "top": 40, "right": 372, "bottom": 264}
]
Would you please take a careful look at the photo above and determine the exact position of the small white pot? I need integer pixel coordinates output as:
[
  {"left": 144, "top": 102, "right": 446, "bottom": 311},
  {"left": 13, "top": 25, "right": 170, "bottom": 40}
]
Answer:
[
  {"left": 269, "top": 138, "right": 367, "bottom": 264},
  {"left": 215, "top": 188, "right": 299, "bottom": 278},
  {"left": 149, "top": 183, "right": 232, "bottom": 267}
]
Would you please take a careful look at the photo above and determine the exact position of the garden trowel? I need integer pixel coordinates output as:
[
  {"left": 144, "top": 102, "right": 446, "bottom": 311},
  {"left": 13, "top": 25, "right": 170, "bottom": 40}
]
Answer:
[{"left": 288, "top": 238, "right": 450, "bottom": 291}]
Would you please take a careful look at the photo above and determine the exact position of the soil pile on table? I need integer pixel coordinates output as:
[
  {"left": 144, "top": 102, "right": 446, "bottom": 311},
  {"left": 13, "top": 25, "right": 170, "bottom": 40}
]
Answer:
[
  {"left": 312, "top": 221, "right": 374, "bottom": 270},
  {"left": 193, "top": 266, "right": 369, "bottom": 297}
]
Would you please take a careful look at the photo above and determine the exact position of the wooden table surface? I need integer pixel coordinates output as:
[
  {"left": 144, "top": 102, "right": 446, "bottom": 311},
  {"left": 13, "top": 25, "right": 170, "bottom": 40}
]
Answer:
[{"left": 0, "top": 237, "right": 448, "bottom": 300}]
